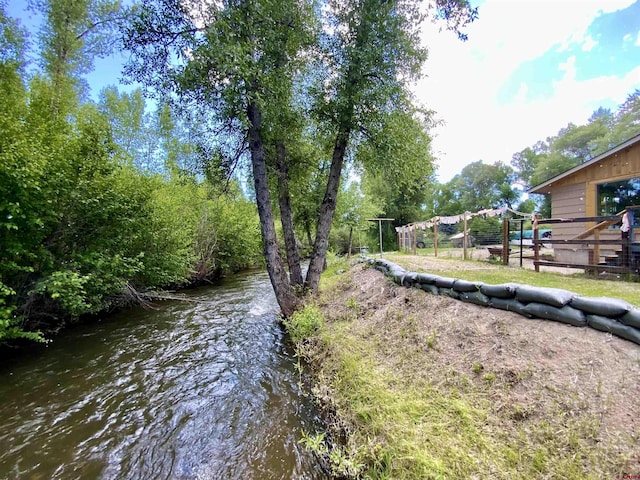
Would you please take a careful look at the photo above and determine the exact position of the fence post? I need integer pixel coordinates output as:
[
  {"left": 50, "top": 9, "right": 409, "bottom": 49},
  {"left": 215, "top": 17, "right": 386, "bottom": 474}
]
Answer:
[
  {"left": 533, "top": 214, "right": 540, "bottom": 272},
  {"left": 502, "top": 217, "right": 509, "bottom": 265},
  {"left": 434, "top": 219, "right": 439, "bottom": 257},
  {"left": 413, "top": 224, "right": 417, "bottom": 255},
  {"left": 463, "top": 212, "right": 468, "bottom": 260}
]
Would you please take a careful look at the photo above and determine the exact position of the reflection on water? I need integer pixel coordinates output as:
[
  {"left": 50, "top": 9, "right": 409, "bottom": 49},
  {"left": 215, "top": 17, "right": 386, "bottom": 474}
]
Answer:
[{"left": 0, "top": 271, "right": 328, "bottom": 479}]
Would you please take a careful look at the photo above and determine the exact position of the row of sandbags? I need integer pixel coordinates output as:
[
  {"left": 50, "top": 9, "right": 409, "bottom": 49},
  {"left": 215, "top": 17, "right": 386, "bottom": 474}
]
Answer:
[{"left": 368, "top": 257, "right": 640, "bottom": 346}]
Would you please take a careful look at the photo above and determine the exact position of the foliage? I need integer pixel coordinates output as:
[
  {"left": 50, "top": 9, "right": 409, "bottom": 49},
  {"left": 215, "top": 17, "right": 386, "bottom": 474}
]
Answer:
[
  {"left": 0, "top": 2, "right": 264, "bottom": 342},
  {"left": 468, "top": 216, "right": 502, "bottom": 245},
  {"left": 283, "top": 304, "right": 324, "bottom": 345}
]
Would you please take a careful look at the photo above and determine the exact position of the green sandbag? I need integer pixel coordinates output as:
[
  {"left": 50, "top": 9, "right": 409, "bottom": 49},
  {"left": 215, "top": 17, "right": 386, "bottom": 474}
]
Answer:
[
  {"left": 438, "top": 288, "right": 459, "bottom": 299},
  {"left": 587, "top": 314, "right": 640, "bottom": 345},
  {"left": 402, "top": 271, "right": 418, "bottom": 287},
  {"left": 416, "top": 273, "right": 440, "bottom": 285},
  {"left": 489, "top": 297, "right": 532, "bottom": 317},
  {"left": 459, "top": 291, "right": 490, "bottom": 306},
  {"left": 419, "top": 283, "right": 439, "bottom": 295},
  {"left": 521, "top": 302, "right": 586, "bottom": 327},
  {"left": 434, "top": 276, "right": 456, "bottom": 288},
  {"left": 621, "top": 308, "right": 640, "bottom": 329},
  {"left": 480, "top": 283, "right": 519, "bottom": 299},
  {"left": 570, "top": 296, "right": 631, "bottom": 317},
  {"left": 515, "top": 285, "right": 575, "bottom": 307},
  {"left": 453, "top": 279, "right": 484, "bottom": 293}
]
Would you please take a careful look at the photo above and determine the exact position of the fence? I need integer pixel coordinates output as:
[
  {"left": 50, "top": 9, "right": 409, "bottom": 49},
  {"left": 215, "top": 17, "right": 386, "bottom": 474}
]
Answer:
[
  {"left": 503, "top": 206, "right": 640, "bottom": 275},
  {"left": 396, "top": 207, "right": 532, "bottom": 259}
]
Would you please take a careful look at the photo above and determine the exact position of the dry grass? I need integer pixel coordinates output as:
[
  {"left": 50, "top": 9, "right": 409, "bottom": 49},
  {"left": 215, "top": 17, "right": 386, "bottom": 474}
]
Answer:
[{"left": 298, "top": 261, "right": 640, "bottom": 479}]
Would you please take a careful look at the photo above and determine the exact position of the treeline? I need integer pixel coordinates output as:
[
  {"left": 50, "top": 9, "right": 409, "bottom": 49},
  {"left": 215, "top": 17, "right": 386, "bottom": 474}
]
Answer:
[{"left": 0, "top": 2, "right": 262, "bottom": 343}]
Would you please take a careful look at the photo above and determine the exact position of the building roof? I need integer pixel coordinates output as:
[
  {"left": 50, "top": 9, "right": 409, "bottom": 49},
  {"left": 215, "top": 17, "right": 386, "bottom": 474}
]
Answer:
[{"left": 528, "top": 132, "right": 640, "bottom": 194}]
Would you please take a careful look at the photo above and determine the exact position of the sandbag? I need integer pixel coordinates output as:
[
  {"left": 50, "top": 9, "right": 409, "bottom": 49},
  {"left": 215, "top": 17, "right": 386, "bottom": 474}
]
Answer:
[
  {"left": 570, "top": 296, "right": 631, "bottom": 317},
  {"left": 402, "top": 271, "right": 418, "bottom": 287},
  {"left": 587, "top": 314, "right": 640, "bottom": 345},
  {"left": 515, "top": 285, "right": 575, "bottom": 307},
  {"left": 419, "top": 283, "right": 439, "bottom": 295},
  {"left": 459, "top": 291, "right": 490, "bottom": 306},
  {"left": 480, "top": 283, "right": 519, "bottom": 299},
  {"left": 416, "top": 273, "right": 440, "bottom": 285},
  {"left": 438, "top": 288, "right": 459, "bottom": 299},
  {"left": 434, "top": 276, "right": 457, "bottom": 289},
  {"left": 453, "top": 279, "right": 484, "bottom": 293},
  {"left": 521, "top": 302, "right": 586, "bottom": 327},
  {"left": 489, "top": 297, "right": 532, "bottom": 317},
  {"left": 621, "top": 308, "right": 640, "bottom": 329},
  {"left": 374, "top": 259, "right": 394, "bottom": 273},
  {"left": 390, "top": 272, "right": 405, "bottom": 284}
]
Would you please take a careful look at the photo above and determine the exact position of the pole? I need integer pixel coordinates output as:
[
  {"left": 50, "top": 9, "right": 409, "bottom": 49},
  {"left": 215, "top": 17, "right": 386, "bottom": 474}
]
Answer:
[
  {"left": 434, "top": 219, "right": 439, "bottom": 257},
  {"left": 367, "top": 218, "right": 394, "bottom": 258},
  {"left": 463, "top": 213, "right": 468, "bottom": 260}
]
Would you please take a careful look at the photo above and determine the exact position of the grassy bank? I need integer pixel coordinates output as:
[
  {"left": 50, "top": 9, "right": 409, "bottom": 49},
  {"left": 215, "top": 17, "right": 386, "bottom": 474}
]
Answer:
[{"left": 288, "top": 257, "right": 640, "bottom": 479}]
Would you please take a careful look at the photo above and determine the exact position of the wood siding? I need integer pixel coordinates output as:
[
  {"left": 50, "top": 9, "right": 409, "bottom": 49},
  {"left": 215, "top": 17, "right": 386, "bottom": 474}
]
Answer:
[
  {"left": 548, "top": 142, "right": 640, "bottom": 192},
  {"left": 544, "top": 141, "right": 640, "bottom": 249},
  {"left": 550, "top": 183, "right": 587, "bottom": 240}
]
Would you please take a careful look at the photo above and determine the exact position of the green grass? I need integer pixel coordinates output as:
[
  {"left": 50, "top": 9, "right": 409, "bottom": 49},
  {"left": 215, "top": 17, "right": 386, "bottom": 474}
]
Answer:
[
  {"left": 300, "top": 308, "right": 622, "bottom": 479},
  {"left": 294, "top": 258, "right": 637, "bottom": 479},
  {"left": 386, "top": 252, "right": 640, "bottom": 307}
]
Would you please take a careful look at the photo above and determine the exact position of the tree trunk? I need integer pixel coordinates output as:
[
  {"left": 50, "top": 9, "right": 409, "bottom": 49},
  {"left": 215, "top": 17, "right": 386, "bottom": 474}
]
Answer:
[
  {"left": 347, "top": 226, "right": 353, "bottom": 259},
  {"left": 247, "top": 101, "right": 299, "bottom": 317},
  {"left": 305, "top": 221, "right": 313, "bottom": 247},
  {"left": 305, "top": 128, "right": 350, "bottom": 291},
  {"left": 275, "top": 140, "right": 304, "bottom": 287}
]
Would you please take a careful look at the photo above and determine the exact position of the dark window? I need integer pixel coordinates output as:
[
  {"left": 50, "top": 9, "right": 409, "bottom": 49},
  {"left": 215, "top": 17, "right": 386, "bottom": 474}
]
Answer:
[{"left": 597, "top": 177, "right": 640, "bottom": 226}]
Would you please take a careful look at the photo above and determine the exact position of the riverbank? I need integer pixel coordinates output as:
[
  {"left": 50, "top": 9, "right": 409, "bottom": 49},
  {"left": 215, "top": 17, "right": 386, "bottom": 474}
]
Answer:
[{"left": 294, "top": 258, "right": 640, "bottom": 478}]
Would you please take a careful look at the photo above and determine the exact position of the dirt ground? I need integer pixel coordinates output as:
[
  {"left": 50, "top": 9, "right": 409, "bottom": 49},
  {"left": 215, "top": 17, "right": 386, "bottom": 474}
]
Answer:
[{"left": 317, "top": 259, "right": 640, "bottom": 475}]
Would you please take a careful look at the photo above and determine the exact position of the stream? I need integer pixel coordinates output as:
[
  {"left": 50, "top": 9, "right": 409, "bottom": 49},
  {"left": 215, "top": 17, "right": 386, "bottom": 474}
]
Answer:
[{"left": 0, "top": 270, "right": 329, "bottom": 479}]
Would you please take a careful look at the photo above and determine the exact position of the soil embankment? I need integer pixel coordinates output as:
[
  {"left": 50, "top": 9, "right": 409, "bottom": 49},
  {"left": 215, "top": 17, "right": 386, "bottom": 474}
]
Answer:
[{"left": 306, "top": 260, "right": 640, "bottom": 478}]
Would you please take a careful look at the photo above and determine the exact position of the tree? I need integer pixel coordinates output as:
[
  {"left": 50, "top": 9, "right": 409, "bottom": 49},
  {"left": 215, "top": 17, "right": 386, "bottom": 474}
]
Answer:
[
  {"left": 98, "top": 86, "right": 150, "bottom": 166},
  {"left": 333, "top": 181, "right": 381, "bottom": 256},
  {"left": 33, "top": 0, "right": 123, "bottom": 112},
  {"left": 446, "top": 160, "right": 518, "bottom": 212},
  {"left": 124, "top": 0, "right": 477, "bottom": 316},
  {"left": 612, "top": 89, "right": 640, "bottom": 145}
]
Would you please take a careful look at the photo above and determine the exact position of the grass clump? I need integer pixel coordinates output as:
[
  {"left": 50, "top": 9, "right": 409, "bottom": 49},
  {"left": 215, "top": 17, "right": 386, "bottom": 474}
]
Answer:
[{"left": 283, "top": 304, "right": 324, "bottom": 344}]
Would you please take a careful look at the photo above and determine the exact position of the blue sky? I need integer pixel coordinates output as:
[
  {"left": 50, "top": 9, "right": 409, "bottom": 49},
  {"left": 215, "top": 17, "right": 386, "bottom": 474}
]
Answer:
[
  {"left": 7, "top": 0, "right": 640, "bottom": 185},
  {"left": 417, "top": 0, "right": 640, "bottom": 182}
]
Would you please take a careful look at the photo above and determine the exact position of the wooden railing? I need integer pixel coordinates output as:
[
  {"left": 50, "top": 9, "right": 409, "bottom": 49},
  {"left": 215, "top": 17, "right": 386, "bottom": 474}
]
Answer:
[{"left": 531, "top": 207, "right": 639, "bottom": 274}]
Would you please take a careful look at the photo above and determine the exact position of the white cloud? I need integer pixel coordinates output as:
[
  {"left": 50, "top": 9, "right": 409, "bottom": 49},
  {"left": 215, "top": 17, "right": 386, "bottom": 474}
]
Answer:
[
  {"left": 581, "top": 35, "right": 598, "bottom": 51},
  {"left": 415, "top": 0, "right": 639, "bottom": 182}
]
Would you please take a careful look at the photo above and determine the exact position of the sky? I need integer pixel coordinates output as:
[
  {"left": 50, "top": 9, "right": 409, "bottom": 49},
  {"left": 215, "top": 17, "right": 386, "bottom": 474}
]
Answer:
[
  {"left": 416, "top": 0, "right": 640, "bottom": 182},
  {"left": 7, "top": 0, "right": 640, "bottom": 185}
]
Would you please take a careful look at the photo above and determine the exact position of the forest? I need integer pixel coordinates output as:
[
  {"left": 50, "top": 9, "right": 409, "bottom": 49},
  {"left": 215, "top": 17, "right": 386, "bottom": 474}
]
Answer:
[{"left": 1, "top": 0, "right": 639, "bottom": 343}]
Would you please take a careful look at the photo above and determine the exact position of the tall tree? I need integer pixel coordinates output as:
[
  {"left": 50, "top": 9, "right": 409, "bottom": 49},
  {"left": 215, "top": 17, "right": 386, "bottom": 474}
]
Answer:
[
  {"left": 33, "top": 0, "right": 123, "bottom": 112},
  {"left": 124, "top": 0, "right": 476, "bottom": 316},
  {"left": 447, "top": 160, "right": 518, "bottom": 212},
  {"left": 303, "top": 0, "right": 476, "bottom": 290}
]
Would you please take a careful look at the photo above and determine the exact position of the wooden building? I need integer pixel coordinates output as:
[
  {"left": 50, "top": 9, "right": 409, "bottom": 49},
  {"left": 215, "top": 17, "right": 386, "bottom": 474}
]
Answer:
[{"left": 528, "top": 133, "right": 640, "bottom": 265}]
